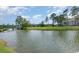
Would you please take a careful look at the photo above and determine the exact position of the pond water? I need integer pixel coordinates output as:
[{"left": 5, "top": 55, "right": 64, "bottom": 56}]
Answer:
[{"left": 0, "top": 30, "right": 79, "bottom": 53}]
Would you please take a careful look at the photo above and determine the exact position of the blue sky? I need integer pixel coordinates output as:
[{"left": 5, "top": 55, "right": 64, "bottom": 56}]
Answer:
[{"left": 0, "top": 6, "right": 71, "bottom": 25}]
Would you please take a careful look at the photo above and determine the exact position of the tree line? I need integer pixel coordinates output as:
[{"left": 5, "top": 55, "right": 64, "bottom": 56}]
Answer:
[
  {"left": 1, "top": 6, "right": 79, "bottom": 30},
  {"left": 15, "top": 6, "right": 79, "bottom": 29},
  {"left": 42, "top": 6, "right": 79, "bottom": 26},
  {"left": 15, "top": 6, "right": 79, "bottom": 30}
]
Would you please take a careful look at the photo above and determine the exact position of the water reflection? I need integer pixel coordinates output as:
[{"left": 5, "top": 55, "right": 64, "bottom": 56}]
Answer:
[
  {"left": 0, "top": 30, "right": 79, "bottom": 52},
  {"left": 73, "top": 31, "right": 79, "bottom": 52}
]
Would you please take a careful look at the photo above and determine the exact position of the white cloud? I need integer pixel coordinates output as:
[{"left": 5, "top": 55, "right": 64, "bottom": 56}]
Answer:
[
  {"left": 0, "top": 6, "right": 28, "bottom": 17},
  {"left": 9, "top": 7, "right": 28, "bottom": 15},
  {"left": 30, "top": 14, "right": 44, "bottom": 24},
  {"left": 47, "top": 6, "right": 70, "bottom": 17},
  {"left": 22, "top": 15, "right": 30, "bottom": 21},
  {"left": 47, "top": 13, "right": 52, "bottom": 17},
  {"left": 32, "top": 15, "right": 42, "bottom": 19}
]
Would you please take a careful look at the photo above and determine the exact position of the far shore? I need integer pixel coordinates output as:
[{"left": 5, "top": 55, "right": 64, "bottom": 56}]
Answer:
[
  {"left": 0, "top": 28, "right": 7, "bottom": 32},
  {"left": 27, "top": 26, "right": 79, "bottom": 31},
  {"left": 1, "top": 26, "right": 79, "bottom": 32}
]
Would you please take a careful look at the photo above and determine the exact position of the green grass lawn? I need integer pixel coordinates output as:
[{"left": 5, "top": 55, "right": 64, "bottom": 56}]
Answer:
[
  {"left": 0, "top": 46, "right": 14, "bottom": 53},
  {"left": 27, "top": 26, "right": 79, "bottom": 31},
  {"left": 0, "top": 40, "right": 14, "bottom": 53}
]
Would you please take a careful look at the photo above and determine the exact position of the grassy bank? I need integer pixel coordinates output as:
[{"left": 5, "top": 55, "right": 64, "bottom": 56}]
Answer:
[
  {"left": 0, "top": 29, "right": 4, "bottom": 32},
  {"left": 0, "top": 40, "right": 14, "bottom": 53},
  {"left": 27, "top": 26, "right": 79, "bottom": 31},
  {"left": 0, "top": 28, "right": 7, "bottom": 32}
]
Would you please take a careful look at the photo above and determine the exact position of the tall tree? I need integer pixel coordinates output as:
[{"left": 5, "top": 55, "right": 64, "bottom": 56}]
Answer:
[
  {"left": 70, "top": 6, "right": 79, "bottom": 25},
  {"left": 74, "top": 15, "right": 79, "bottom": 25},
  {"left": 15, "top": 16, "right": 23, "bottom": 26},
  {"left": 70, "top": 6, "right": 79, "bottom": 16},
  {"left": 22, "top": 18, "right": 30, "bottom": 27},
  {"left": 15, "top": 16, "right": 30, "bottom": 30},
  {"left": 40, "top": 21, "right": 44, "bottom": 27},
  {"left": 63, "top": 8, "right": 68, "bottom": 18},
  {"left": 63, "top": 8, "right": 68, "bottom": 15},
  {"left": 63, "top": 8, "right": 69, "bottom": 25},
  {"left": 55, "top": 14, "right": 66, "bottom": 26},
  {"left": 50, "top": 13, "right": 56, "bottom": 26},
  {"left": 45, "top": 16, "right": 48, "bottom": 23},
  {"left": 74, "top": 15, "right": 79, "bottom": 21}
]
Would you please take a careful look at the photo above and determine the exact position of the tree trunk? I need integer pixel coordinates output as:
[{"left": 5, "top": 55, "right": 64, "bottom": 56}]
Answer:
[{"left": 52, "top": 20, "right": 54, "bottom": 26}]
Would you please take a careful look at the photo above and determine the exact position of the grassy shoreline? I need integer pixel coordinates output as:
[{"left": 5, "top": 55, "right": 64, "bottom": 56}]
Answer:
[
  {"left": 0, "top": 40, "right": 14, "bottom": 53},
  {"left": 27, "top": 26, "right": 79, "bottom": 31},
  {"left": 0, "top": 28, "right": 7, "bottom": 32}
]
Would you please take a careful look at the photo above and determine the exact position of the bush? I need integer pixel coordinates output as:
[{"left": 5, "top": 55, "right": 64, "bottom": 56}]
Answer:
[{"left": 23, "top": 27, "right": 27, "bottom": 30}]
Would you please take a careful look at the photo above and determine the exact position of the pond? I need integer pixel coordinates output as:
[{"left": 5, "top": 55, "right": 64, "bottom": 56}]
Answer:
[{"left": 0, "top": 30, "right": 79, "bottom": 53}]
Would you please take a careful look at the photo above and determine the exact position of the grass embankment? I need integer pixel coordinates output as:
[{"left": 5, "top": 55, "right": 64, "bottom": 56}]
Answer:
[
  {"left": 0, "top": 40, "right": 14, "bottom": 53},
  {"left": 28, "top": 26, "right": 79, "bottom": 31},
  {"left": 0, "top": 28, "right": 7, "bottom": 32}
]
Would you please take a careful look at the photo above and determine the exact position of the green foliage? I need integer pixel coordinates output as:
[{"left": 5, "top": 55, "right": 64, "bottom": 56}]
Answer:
[
  {"left": 50, "top": 11, "right": 67, "bottom": 26},
  {"left": 45, "top": 16, "right": 49, "bottom": 22},
  {"left": 50, "top": 13, "right": 56, "bottom": 26},
  {"left": 15, "top": 16, "right": 30, "bottom": 30},
  {"left": 74, "top": 15, "right": 79, "bottom": 21},
  {"left": 16, "top": 16, "right": 23, "bottom": 25},
  {"left": 39, "top": 21, "right": 44, "bottom": 27},
  {"left": 22, "top": 27, "right": 27, "bottom": 30},
  {"left": 0, "top": 46, "right": 14, "bottom": 53},
  {"left": 55, "top": 15, "right": 66, "bottom": 26},
  {"left": 70, "top": 6, "right": 79, "bottom": 16},
  {"left": 63, "top": 8, "right": 68, "bottom": 16}
]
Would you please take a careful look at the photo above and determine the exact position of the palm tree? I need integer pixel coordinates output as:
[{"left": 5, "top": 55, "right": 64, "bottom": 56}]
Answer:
[
  {"left": 55, "top": 15, "right": 65, "bottom": 26},
  {"left": 74, "top": 15, "right": 79, "bottom": 25},
  {"left": 63, "top": 8, "right": 68, "bottom": 19},
  {"left": 45, "top": 16, "right": 48, "bottom": 23},
  {"left": 63, "top": 8, "right": 68, "bottom": 15},
  {"left": 70, "top": 6, "right": 79, "bottom": 25},
  {"left": 40, "top": 21, "right": 44, "bottom": 27},
  {"left": 63, "top": 8, "right": 69, "bottom": 25},
  {"left": 50, "top": 13, "right": 56, "bottom": 26},
  {"left": 70, "top": 6, "right": 79, "bottom": 16}
]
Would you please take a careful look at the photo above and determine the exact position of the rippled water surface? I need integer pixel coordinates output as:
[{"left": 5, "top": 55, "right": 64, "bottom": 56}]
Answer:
[{"left": 0, "top": 30, "right": 79, "bottom": 53}]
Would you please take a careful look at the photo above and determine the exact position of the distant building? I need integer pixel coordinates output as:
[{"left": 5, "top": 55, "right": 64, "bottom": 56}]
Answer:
[
  {"left": 63, "top": 20, "right": 79, "bottom": 25},
  {"left": 63, "top": 15, "right": 79, "bottom": 26}
]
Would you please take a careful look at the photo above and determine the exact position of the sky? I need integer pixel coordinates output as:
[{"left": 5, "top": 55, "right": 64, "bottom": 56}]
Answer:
[{"left": 0, "top": 6, "right": 71, "bottom": 25}]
